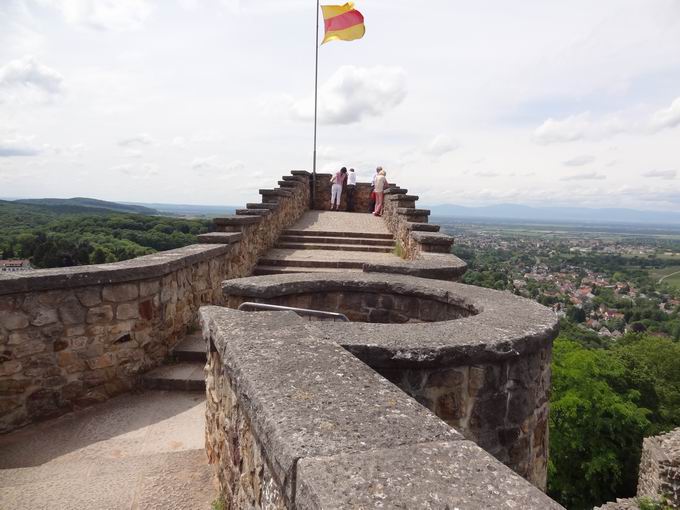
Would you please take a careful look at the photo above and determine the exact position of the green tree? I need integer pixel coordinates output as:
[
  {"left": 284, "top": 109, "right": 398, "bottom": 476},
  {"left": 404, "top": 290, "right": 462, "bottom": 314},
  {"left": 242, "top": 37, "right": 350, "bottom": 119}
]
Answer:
[{"left": 548, "top": 339, "right": 651, "bottom": 509}]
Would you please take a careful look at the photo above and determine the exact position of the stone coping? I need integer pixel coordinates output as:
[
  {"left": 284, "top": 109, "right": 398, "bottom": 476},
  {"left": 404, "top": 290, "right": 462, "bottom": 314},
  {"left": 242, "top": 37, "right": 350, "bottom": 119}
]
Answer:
[
  {"left": 200, "top": 306, "right": 563, "bottom": 509},
  {"left": 410, "top": 230, "right": 454, "bottom": 245},
  {"left": 221, "top": 272, "right": 558, "bottom": 367},
  {"left": 0, "top": 243, "right": 232, "bottom": 295},
  {"left": 363, "top": 251, "right": 467, "bottom": 280},
  {"left": 296, "top": 441, "right": 562, "bottom": 509},
  {"left": 200, "top": 307, "right": 461, "bottom": 502},
  {"left": 197, "top": 232, "right": 242, "bottom": 244}
]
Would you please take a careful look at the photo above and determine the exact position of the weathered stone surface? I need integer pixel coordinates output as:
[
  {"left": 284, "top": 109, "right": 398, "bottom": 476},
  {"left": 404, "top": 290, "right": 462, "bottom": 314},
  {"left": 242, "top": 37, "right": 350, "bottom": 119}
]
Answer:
[
  {"left": 116, "top": 302, "right": 139, "bottom": 320},
  {"left": 296, "top": 441, "right": 563, "bottom": 510},
  {"left": 103, "top": 283, "right": 138, "bottom": 303},
  {"left": 76, "top": 288, "right": 102, "bottom": 307},
  {"left": 86, "top": 305, "right": 114, "bottom": 324},
  {"left": 201, "top": 307, "right": 461, "bottom": 503},
  {"left": 636, "top": 427, "right": 680, "bottom": 507},
  {"left": 0, "top": 310, "right": 29, "bottom": 330}
]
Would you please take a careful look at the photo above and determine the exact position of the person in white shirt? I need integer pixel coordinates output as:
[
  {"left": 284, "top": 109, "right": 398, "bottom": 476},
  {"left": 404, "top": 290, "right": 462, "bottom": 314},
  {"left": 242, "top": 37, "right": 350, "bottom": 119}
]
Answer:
[
  {"left": 346, "top": 168, "right": 357, "bottom": 212},
  {"left": 369, "top": 166, "right": 382, "bottom": 212}
]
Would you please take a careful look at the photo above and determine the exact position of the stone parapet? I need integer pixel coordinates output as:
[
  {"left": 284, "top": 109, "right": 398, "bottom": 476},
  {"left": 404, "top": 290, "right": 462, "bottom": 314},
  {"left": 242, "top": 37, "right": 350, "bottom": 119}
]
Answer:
[
  {"left": 220, "top": 272, "right": 559, "bottom": 489},
  {"left": 380, "top": 184, "right": 465, "bottom": 278},
  {"left": 201, "top": 304, "right": 563, "bottom": 509},
  {"left": 637, "top": 427, "right": 680, "bottom": 506},
  {"left": 0, "top": 170, "right": 311, "bottom": 432}
]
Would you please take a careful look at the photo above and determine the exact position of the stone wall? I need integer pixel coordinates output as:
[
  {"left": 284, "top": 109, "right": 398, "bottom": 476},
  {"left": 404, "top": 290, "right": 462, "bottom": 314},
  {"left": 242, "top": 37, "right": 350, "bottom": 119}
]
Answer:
[
  {"left": 0, "top": 245, "right": 235, "bottom": 432},
  {"left": 220, "top": 272, "right": 558, "bottom": 490},
  {"left": 0, "top": 170, "right": 311, "bottom": 433},
  {"left": 637, "top": 428, "right": 680, "bottom": 506},
  {"left": 201, "top": 305, "right": 563, "bottom": 509}
]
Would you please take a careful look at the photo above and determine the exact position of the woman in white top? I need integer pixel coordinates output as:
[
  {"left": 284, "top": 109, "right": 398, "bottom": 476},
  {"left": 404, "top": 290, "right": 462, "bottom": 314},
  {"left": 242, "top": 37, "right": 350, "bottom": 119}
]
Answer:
[{"left": 373, "top": 170, "right": 388, "bottom": 216}]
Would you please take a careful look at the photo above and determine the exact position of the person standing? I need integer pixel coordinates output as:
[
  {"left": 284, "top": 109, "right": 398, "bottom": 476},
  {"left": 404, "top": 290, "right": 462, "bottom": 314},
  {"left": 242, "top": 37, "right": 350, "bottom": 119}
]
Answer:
[
  {"left": 373, "top": 169, "right": 387, "bottom": 216},
  {"left": 369, "top": 166, "right": 381, "bottom": 212},
  {"left": 346, "top": 168, "right": 357, "bottom": 212},
  {"left": 330, "top": 167, "right": 348, "bottom": 210}
]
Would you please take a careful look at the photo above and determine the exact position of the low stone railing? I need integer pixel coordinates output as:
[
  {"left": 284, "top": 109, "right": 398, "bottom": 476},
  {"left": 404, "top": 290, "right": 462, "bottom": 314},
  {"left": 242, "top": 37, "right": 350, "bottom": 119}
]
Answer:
[
  {"left": 201, "top": 271, "right": 563, "bottom": 508},
  {"left": 0, "top": 170, "right": 311, "bottom": 432}
]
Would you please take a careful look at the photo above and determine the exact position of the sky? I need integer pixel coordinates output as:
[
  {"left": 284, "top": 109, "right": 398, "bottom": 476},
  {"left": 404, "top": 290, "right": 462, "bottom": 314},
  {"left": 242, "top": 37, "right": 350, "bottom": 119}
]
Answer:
[{"left": 1, "top": 0, "right": 679, "bottom": 211}]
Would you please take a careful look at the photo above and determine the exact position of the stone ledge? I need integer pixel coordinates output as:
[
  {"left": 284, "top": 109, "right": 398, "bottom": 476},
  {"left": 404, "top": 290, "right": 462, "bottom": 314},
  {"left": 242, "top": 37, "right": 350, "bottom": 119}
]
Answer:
[
  {"left": 214, "top": 215, "right": 262, "bottom": 226},
  {"left": 384, "top": 187, "right": 407, "bottom": 195},
  {"left": 387, "top": 194, "right": 419, "bottom": 202},
  {"left": 200, "top": 306, "right": 461, "bottom": 502},
  {"left": 406, "top": 222, "right": 440, "bottom": 232},
  {"left": 410, "top": 230, "right": 454, "bottom": 245},
  {"left": 296, "top": 440, "right": 562, "bottom": 510},
  {"left": 259, "top": 189, "right": 294, "bottom": 197},
  {"left": 235, "top": 208, "right": 272, "bottom": 216},
  {"left": 363, "top": 252, "right": 466, "bottom": 281},
  {"left": 221, "top": 272, "right": 558, "bottom": 367},
  {"left": 246, "top": 202, "right": 279, "bottom": 210},
  {"left": 0, "top": 244, "right": 232, "bottom": 295},
  {"left": 197, "top": 232, "right": 242, "bottom": 244},
  {"left": 290, "top": 170, "right": 311, "bottom": 176},
  {"left": 398, "top": 208, "right": 430, "bottom": 216}
]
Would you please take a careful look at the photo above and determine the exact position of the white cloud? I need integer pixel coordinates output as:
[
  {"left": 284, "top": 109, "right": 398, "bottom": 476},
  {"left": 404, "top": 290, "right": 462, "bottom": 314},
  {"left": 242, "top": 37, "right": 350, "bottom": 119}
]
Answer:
[
  {"left": 423, "top": 134, "right": 458, "bottom": 157},
  {"left": 191, "top": 155, "right": 218, "bottom": 171},
  {"left": 643, "top": 169, "right": 677, "bottom": 180},
  {"left": 0, "top": 56, "right": 64, "bottom": 98},
  {"left": 117, "top": 133, "right": 154, "bottom": 147},
  {"left": 563, "top": 155, "right": 595, "bottom": 167},
  {"left": 650, "top": 97, "right": 680, "bottom": 132},
  {"left": 560, "top": 171, "right": 606, "bottom": 181},
  {"left": 191, "top": 156, "right": 244, "bottom": 177},
  {"left": 0, "top": 136, "right": 42, "bottom": 157},
  {"left": 112, "top": 162, "right": 158, "bottom": 179},
  {"left": 290, "top": 66, "right": 407, "bottom": 125},
  {"left": 35, "top": 0, "right": 154, "bottom": 31},
  {"left": 533, "top": 113, "right": 627, "bottom": 144}
]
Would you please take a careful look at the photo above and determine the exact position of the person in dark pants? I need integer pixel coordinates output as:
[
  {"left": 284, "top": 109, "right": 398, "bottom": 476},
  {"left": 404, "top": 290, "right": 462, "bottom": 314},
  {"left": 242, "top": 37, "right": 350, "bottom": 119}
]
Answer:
[
  {"left": 369, "top": 166, "right": 382, "bottom": 212},
  {"left": 346, "top": 168, "right": 357, "bottom": 212}
]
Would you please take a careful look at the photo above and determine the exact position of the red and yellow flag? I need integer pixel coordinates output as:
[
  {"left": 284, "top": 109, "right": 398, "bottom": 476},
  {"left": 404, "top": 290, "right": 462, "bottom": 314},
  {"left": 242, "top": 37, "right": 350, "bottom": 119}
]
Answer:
[{"left": 321, "top": 3, "right": 365, "bottom": 44}]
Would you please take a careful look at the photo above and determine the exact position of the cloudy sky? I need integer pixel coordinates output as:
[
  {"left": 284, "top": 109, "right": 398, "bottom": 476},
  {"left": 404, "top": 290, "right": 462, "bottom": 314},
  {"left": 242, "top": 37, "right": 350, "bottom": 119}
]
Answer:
[{"left": 1, "top": 0, "right": 679, "bottom": 211}]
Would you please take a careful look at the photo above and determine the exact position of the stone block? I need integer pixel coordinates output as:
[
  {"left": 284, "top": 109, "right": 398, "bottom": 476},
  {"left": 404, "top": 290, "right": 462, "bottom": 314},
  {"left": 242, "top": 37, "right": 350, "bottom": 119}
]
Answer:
[
  {"left": 29, "top": 306, "right": 59, "bottom": 327},
  {"left": 103, "top": 283, "right": 139, "bottom": 303},
  {"left": 76, "top": 288, "right": 102, "bottom": 307},
  {"left": 87, "top": 305, "right": 114, "bottom": 324},
  {"left": 0, "top": 360, "right": 22, "bottom": 377},
  {"left": 58, "top": 296, "right": 86, "bottom": 325},
  {"left": 139, "top": 279, "right": 160, "bottom": 297},
  {"left": 116, "top": 302, "right": 139, "bottom": 320},
  {"left": 0, "top": 310, "right": 29, "bottom": 330}
]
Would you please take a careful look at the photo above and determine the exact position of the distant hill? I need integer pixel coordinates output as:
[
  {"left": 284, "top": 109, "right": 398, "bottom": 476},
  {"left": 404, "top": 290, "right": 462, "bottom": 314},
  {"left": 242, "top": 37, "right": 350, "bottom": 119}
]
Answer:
[
  {"left": 122, "top": 202, "right": 236, "bottom": 217},
  {"left": 425, "top": 203, "right": 680, "bottom": 226},
  {"left": 14, "top": 197, "right": 158, "bottom": 215}
]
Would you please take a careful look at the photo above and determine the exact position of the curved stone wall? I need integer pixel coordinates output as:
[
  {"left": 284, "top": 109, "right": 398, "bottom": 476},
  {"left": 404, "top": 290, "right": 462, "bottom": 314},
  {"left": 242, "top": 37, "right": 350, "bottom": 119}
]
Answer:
[
  {"left": 201, "top": 304, "right": 563, "bottom": 508},
  {"left": 221, "top": 272, "right": 558, "bottom": 490},
  {"left": 0, "top": 171, "right": 310, "bottom": 432}
]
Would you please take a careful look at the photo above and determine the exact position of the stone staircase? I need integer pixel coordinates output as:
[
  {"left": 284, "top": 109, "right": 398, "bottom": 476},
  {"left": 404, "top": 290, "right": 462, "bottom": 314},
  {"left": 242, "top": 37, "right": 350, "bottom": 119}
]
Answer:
[
  {"left": 142, "top": 332, "right": 206, "bottom": 391},
  {"left": 253, "top": 213, "right": 400, "bottom": 276}
]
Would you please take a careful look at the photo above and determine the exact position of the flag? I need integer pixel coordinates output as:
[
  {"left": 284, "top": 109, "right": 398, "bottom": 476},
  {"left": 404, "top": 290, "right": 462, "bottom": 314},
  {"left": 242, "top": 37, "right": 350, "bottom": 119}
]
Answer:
[{"left": 321, "top": 2, "right": 365, "bottom": 44}]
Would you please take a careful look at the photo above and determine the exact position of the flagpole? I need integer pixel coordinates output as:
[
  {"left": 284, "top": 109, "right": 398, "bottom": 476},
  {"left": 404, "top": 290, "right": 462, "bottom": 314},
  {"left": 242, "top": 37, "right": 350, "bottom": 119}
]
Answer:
[{"left": 312, "top": 0, "right": 320, "bottom": 208}]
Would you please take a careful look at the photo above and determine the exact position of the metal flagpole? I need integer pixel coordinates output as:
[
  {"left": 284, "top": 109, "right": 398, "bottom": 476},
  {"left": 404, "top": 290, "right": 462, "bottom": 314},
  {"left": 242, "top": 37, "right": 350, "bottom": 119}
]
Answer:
[{"left": 312, "top": 0, "right": 320, "bottom": 208}]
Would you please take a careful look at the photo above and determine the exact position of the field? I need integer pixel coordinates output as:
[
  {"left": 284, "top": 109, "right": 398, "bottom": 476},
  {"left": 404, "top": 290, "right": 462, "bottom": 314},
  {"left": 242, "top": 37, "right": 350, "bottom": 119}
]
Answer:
[{"left": 650, "top": 265, "right": 680, "bottom": 289}]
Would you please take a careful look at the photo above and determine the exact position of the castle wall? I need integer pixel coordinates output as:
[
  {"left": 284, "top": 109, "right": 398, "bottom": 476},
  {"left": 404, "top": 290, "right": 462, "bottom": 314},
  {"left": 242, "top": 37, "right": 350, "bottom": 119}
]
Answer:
[
  {"left": 0, "top": 171, "right": 310, "bottom": 433},
  {"left": 201, "top": 304, "right": 563, "bottom": 509}
]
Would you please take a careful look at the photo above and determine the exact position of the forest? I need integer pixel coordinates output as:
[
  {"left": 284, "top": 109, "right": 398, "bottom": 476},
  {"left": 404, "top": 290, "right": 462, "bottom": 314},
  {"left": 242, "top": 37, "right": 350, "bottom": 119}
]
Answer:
[{"left": 0, "top": 201, "right": 211, "bottom": 268}]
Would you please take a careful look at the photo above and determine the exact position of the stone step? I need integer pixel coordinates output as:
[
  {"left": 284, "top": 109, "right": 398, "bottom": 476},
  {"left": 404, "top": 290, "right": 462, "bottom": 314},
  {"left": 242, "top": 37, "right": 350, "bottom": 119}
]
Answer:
[
  {"left": 275, "top": 243, "right": 393, "bottom": 253},
  {"left": 283, "top": 229, "right": 393, "bottom": 240},
  {"left": 278, "top": 235, "right": 395, "bottom": 247},
  {"left": 257, "top": 257, "right": 365, "bottom": 269},
  {"left": 142, "top": 362, "right": 205, "bottom": 391},
  {"left": 172, "top": 333, "right": 206, "bottom": 363},
  {"left": 253, "top": 265, "right": 361, "bottom": 275}
]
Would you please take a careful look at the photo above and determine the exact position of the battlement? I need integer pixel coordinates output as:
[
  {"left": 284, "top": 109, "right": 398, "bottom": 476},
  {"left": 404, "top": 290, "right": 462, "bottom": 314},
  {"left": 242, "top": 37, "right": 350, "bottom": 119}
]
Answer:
[{"left": 1, "top": 170, "right": 569, "bottom": 508}]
